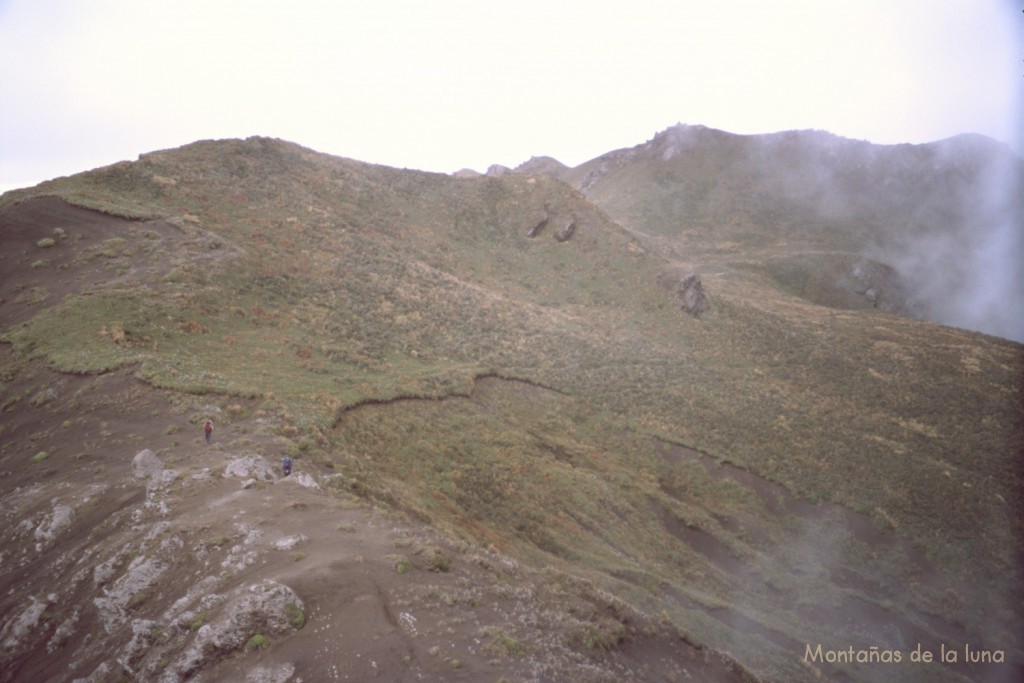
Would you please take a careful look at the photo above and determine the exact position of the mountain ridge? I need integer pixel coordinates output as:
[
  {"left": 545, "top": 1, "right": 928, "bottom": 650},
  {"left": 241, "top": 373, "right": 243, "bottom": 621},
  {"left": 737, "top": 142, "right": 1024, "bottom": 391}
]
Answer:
[
  {"left": 1, "top": 129, "right": 1021, "bottom": 682},
  {"left": 514, "top": 123, "right": 1024, "bottom": 343}
]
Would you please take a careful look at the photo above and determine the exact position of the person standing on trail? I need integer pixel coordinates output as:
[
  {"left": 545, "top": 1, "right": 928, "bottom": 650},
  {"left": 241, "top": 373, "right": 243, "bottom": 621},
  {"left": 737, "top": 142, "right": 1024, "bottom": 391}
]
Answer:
[
  {"left": 204, "top": 419, "right": 213, "bottom": 445},
  {"left": 281, "top": 455, "right": 293, "bottom": 477}
]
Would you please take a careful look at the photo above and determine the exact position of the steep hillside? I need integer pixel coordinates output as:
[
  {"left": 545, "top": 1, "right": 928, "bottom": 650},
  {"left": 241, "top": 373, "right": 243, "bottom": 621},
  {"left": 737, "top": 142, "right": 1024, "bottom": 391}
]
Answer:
[
  {"left": 1, "top": 136, "right": 1021, "bottom": 682},
  {"left": 545, "top": 124, "right": 1024, "bottom": 342}
]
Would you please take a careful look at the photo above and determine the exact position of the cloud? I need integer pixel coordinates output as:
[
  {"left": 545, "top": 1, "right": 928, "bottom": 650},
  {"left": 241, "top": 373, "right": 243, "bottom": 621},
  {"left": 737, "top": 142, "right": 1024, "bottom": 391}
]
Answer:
[{"left": 1, "top": 0, "right": 1020, "bottom": 189}]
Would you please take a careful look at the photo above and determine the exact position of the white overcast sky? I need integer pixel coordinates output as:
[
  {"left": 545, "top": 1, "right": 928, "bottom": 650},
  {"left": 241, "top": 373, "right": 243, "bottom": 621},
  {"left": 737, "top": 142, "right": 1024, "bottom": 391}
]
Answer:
[{"left": 1, "top": 0, "right": 1021, "bottom": 192}]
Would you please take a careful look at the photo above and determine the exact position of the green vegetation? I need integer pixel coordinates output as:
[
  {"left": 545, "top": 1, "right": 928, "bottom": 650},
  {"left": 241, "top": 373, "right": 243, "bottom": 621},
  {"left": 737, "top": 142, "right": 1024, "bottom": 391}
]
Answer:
[
  {"left": 2, "top": 135, "right": 1019, "bottom": 683},
  {"left": 390, "top": 555, "right": 412, "bottom": 575},
  {"left": 244, "top": 634, "right": 269, "bottom": 651},
  {"left": 480, "top": 627, "right": 523, "bottom": 657},
  {"left": 284, "top": 602, "right": 305, "bottom": 630}
]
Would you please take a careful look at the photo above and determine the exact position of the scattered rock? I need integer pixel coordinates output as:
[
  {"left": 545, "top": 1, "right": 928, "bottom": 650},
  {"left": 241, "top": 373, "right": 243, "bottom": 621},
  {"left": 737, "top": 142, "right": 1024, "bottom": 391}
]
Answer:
[
  {"left": 163, "top": 575, "right": 221, "bottom": 625},
  {"left": 279, "top": 472, "right": 319, "bottom": 490},
  {"left": 527, "top": 213, "right": 548, "bottom": 238},
  {"left": 133, "top": 449, "right": 164, "bottom": 480},
  {"left": 34, "top": 504, "right": 75, "bottom": 548},
  {"left": 221, "top": 544, "right": 260, "bottom": 573},
  {"left": 46, "top": 608, "right": 79, "bottom": 653},
  {"left": 224, "top": 455, "right": 278, "bottom": 483},
  {"left": 273, "top": 534, "right": 309, "bottom": 551},
  {"left": 94, "top": 556, "right": 168, "bottom": 633},
  {"left": 121, "top": 618, "right": 158, "bottom": 670},
  {"left": 554, "top": 218, "right": 576, "bottom": 242},
  {"left": 173, "top": 580, "right": 304, "bottom": 677},
  {"left": 235, "top": 523, "right": 263, "bottom": 545},
  {"left": 94, "top": 548, "right": 131, "bottom": 587},
  {"left": 246, "top": 662, "right": 296, "bottom": 683},
  {"left": 659, "top": 264, "right": 710, "bottom": 316},
  {"left": 852, "top": 258, "right": 911, "bottom": 314},
  {"left": 1, "top": 594, "right": 51, "bottom": 649}
]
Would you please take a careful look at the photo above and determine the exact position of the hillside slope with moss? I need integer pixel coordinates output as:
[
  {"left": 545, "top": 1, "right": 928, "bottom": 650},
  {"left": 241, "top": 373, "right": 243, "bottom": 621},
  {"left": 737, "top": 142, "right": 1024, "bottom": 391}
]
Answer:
[
  {"left": 548, "top": 124, "right": 1024, "bottom": 342},
  {"left": 1, "top": 135, "right": 1021, "bottom": 682}
]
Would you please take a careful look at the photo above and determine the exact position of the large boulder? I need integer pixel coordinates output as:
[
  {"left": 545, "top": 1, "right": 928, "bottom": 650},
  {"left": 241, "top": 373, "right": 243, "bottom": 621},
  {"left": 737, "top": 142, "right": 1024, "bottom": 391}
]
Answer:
[
  {"left": 659, "top": 264, "right": 710, "bottom": 316},
  {"left": 174, "top": 580, "right": 304, "bottom": 677},
  {"left": 223, "top": 455, "right": 277, "bottom": 483},
  {"left": 852, "top": 257, "right": 912, "bottom": 314},
  {"left": 278, "top": 471, "right": 319, "bottom": 490},
  {"left": 132, "top": 449, "right": 164, "bottom": 480}
]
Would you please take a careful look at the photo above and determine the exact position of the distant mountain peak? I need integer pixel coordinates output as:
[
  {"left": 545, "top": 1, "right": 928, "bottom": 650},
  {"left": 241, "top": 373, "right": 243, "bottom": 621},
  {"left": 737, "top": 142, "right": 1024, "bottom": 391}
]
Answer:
[{"left": 514, "top": 155, "right": 568, "bottom": 175}]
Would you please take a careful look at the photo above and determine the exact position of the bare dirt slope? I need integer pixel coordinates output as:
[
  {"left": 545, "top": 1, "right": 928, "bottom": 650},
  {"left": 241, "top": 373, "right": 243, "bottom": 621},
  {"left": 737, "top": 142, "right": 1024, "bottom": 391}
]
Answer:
[{"left": 0, "top": 354, "right": 749, "bottom": 682}]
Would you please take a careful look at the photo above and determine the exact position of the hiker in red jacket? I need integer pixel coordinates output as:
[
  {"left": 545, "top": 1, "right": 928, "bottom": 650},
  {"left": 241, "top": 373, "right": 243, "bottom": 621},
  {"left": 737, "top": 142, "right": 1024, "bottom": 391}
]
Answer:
[{"left": 204, "top": 419, "right": 213, "bottom": 445}]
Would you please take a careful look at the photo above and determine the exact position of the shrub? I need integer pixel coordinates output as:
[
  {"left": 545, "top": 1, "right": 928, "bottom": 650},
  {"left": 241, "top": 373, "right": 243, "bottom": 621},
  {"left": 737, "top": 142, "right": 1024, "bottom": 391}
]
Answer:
[
  {"left": 284, "top": 602, "right": 305, "bottom": 629},
  {"left": 31, "top": 451, "right": 49, "bottom": 463},
  {"left": 37, "top": 237, "right": 56, "bottom": 248},
  {"left": 483, "top": 629, "right": 523, "bottom": 657},
  {"left": 245, "top": 634, "right": 269, "bottom": 651},
  {"left": 428, "top": 550, "right": 450, "bottom": 572}
]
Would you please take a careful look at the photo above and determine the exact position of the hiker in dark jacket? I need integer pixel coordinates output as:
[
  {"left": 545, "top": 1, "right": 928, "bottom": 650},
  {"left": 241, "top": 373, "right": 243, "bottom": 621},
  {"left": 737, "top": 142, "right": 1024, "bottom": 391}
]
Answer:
[{"left": 281, "top": 456, "right": 293, "bottom": 477}]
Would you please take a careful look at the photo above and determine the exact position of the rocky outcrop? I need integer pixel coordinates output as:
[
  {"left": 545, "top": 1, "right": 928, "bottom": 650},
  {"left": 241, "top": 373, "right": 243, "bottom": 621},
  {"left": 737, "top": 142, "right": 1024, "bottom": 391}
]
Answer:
[
  {"left": 527, "top": 213, "right": 548, "bottom": 238},
  {"left": 33, "top": 504, "right": 74, "bottom": 549},
  {"left": 224, "top": 455, "right": 278, "bottom": 484},
  {"left": 659, "top": 264, "right": 710, "bottom": 316},
  {"left": 172, "top": 580, "right": 304, "bottom": 678},
  {"left": 851, "top": 258, "right": 912, "bottom": 314},
  {"left": 554, "top": 218, "right": 576, "bottom": 242},
  {"left": 486, "top": 164, "right": 511, "bottom": 177},
  {"left": 514, "top": 155, "right": 569, "bottom": 177},
  {"left": 526, "top": 210, "right": 576, "bottom": 242},
  {"left": 279, "top": 471, "right": 319, "bottom": 490},
  {"left": 132, "top": 449, "right": 164, "bottom": 480},
  {"left": 93, "top": 555, "right": 169, "bottom": 633}
]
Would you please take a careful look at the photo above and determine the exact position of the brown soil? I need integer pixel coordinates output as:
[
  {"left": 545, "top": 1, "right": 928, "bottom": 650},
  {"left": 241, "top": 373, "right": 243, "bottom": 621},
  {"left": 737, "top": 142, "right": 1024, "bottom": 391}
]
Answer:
[{"left": 0, "top": 356, "right": 748, "bottom": 681}]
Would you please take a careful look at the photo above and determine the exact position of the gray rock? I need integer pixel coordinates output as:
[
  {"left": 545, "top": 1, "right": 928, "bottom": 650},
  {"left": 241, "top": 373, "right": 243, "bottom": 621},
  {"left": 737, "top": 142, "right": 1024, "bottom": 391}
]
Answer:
[
  {"left": 273, "top": 534, "right": 308, "bottom": 551},
  {"left": 94, "top": 556, "right": 168, "bottom": 633},
  {"left": 279, "top": 472, "right": 319, "bottom": 490},
  {"left": 174, "top": 580, "right": 304, "bottom": 676},
  {"left": 34, "top": 504, "right": 75, "bottom": 548},
  {"left": 133, "top": 449, "right": 164, "bottom": 479},
  {"left": 1, "top": 594, "right": 50, "bottom": 649},
  {"left": 554, "top": 218, "right": 576, "bottom": 242},
  {"left": 247, "top": 662, "right": 296, "bottom": 682},
  {"left": 121, "top": 618, "right": 158, "bottom": 669},
  {"left": 46, "top": 608, "right": 79, "bottom": 653},
  {"left": 659, "top": 264, "right": 710, "bottom": 317},
  {"left": 224, "top": 455, "right": 278, "bottom": 483}
]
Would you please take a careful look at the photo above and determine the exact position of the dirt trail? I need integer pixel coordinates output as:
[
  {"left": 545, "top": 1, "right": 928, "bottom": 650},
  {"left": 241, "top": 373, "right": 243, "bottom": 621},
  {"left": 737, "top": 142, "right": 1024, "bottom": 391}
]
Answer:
[{"left": 0, "top": 357, "right": 750, "bottom": 682}]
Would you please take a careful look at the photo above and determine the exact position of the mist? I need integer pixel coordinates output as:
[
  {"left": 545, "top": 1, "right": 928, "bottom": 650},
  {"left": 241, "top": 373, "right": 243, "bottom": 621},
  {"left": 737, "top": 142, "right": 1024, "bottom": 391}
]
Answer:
[
  {"left": 754, "top": 127, "right": 1024, "bottom": 345},
  {"left": 878, "top": 141, "right": 1024, "bottom": 343}
]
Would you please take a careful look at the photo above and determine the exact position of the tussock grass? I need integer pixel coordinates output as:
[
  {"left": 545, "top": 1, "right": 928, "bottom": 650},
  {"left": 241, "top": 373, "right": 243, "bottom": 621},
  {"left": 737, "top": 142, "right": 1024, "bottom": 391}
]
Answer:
[{"left": 4, "top": 135, "right": 1021, "bottom": 682}]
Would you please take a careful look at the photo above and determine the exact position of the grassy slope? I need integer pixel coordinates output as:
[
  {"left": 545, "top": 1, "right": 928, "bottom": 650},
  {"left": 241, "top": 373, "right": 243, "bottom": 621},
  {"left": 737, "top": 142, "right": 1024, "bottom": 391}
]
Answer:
[{"left": 2, "top": 136, "right": 1021, "bottom": 682}]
